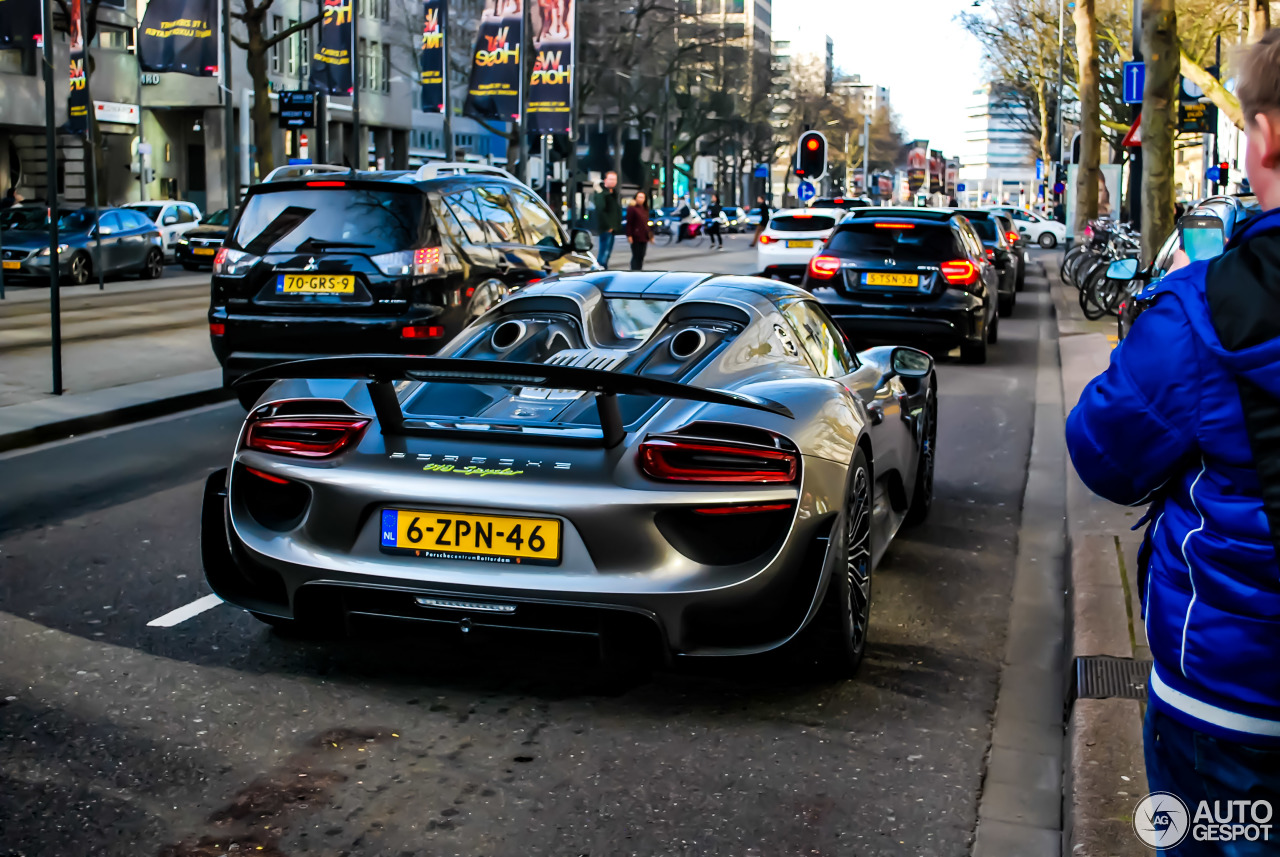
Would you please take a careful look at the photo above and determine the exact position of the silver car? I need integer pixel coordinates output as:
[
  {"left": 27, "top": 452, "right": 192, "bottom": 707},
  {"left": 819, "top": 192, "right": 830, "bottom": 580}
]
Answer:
[{"left": 202, "top": 272, "right": 938, "bottom": 673}]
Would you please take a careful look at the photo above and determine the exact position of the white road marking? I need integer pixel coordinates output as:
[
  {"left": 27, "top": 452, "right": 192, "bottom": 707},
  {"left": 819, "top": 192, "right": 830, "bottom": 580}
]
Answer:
[{"left": 147, "top": 594, "right": 224, "bottom": 627}]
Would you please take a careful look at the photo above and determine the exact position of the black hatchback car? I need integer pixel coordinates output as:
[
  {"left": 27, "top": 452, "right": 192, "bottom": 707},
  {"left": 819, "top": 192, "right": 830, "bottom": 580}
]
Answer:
[
  {"left": 801, "top": 208, "right": 1000, "bottom": 363},
  {"left": 210, "top": 165, "right": 596, "bottom": 406},
  {"left": 953, "top": 209, "right": 1018, "bottom": 317}
]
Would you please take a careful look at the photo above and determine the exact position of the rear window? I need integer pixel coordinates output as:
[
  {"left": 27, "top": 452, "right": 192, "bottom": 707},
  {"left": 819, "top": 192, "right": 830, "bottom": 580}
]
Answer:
[
  {"left": 770, "top": 214, "right": 836, "bottom": 232},
  {"left": 230, "top": 187, "right": 429, "bottom": 255},
  {"left": 966, "top": 218, "right": 997, "bottom": 240},
  {"left": 607, "top": 298, "right": 669, "bottom": 340},
  {"left": 827, "top": 221, "right": 958, "bottom": 261}
]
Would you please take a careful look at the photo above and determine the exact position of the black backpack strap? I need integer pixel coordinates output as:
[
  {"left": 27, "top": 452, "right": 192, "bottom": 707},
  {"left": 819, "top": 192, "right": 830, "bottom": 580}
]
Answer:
[{"left": 1237, "top": 376, "right": 1280, "bottom": 558}]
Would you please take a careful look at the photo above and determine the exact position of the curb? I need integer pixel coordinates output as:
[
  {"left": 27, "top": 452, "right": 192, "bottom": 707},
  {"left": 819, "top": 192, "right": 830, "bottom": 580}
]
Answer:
[{"left": 0, "top": 378, "right": 232, "bottom": 454}]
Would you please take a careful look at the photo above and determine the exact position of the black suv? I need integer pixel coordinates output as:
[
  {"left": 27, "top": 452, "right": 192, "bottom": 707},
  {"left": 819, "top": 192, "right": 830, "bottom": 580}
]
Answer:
[
  {"left": 209, "top": 166, "right": 595, "bottom": 406},
  {"left": 952, "top": 209, "right": 1018, "bottom": 317},
  {"left": 801, "top": 207, "right": 999, "bottom": 364}
]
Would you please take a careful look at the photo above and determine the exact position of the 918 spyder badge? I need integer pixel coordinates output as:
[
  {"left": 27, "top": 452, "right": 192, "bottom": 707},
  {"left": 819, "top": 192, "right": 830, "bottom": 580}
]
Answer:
[{"left": 388, "top": 452, "right": 571, "bottom": 474}]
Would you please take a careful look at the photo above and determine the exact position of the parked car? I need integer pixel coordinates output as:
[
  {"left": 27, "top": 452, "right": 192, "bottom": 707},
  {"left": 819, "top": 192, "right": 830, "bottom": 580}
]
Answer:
[
  {"left": 954, "top": 209, "right": 1018, "bottom": 316},
  {"left": 802, "top": 207, "right": 1000, "bottom": 364},
  {"left": 983, "top": 205, "right": 1065, "bottom": 248},
  {"left": 202, "top": 272, "right": 938, "bottom": 674},
  {"left": 211, "top": 163, "right": 597, "bottom": 408},
  {"left": 0, "top": 206, "right": 164, "bottom": 285},
  {"left": 722, "top": 206, "right": 748, "bottom": 232},
  {"left": 125, "top": 200, "right": 203, "bottom": 261},
  {"left": 744, "top": 207, "right": 765, "bottom": 227},
  {"left": 755, "top": 209, "right": 841, "bottom": 281},
  {"left": 987, "top": 210, "right": 1028, "bottom": 289},
  {"left": 176, "top": 208, "right": 231, "bottom": 270}
]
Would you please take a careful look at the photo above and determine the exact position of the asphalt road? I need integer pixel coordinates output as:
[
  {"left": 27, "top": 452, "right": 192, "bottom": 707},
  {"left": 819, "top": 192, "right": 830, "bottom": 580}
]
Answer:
[{"left": 0, "top": 256, "right": 1052, "bottom": 856}]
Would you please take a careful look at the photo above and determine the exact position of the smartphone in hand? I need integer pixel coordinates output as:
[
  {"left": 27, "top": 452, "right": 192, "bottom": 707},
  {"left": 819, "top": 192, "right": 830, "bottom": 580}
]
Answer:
[{"left": 1179, "top": 214, "right": 1226, "bottom": 262}]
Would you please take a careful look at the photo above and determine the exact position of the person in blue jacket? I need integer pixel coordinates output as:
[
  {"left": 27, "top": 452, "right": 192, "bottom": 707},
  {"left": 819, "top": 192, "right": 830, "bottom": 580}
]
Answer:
[{"left": 1067, "top": 32, "right": 1280, "bottom": 854}]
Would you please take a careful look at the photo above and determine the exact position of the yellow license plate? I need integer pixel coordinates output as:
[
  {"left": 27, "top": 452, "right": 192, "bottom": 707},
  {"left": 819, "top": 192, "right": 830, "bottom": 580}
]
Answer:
[
  {"left": 276, "top": 273, "right": 356, "bottom": 294},
  {"left": 788, "top": 240, "right": 815, "bottom": 249},
  {"left": 380, "top": 508, "right": 562, "bottom": 566},
  {"left": 865, "top": 272, "right": 919, "bottom": 287},
  {"left": 2, "top": 260, "right": 19, "bottom": 270},
  {"left": 193, "top": 247, "right": 217, "bottom": 256}
]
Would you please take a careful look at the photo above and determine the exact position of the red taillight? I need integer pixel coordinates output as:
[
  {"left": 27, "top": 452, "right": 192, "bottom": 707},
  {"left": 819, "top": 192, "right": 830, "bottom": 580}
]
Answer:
[
  {"left": 306, "top": 180, "right": 346, "bottom": 187},
  {"left": 1006, "top": 230, "right": 1018, "bottom": 244},
  {"left": 985, "top": 248, "right": 995, "bottom": 259},
  {"left": 638, "top": 437, "right": 798, "bottom": 483},
  {"left": 792, "top": 214, "right": 813, "bottom": 218},
  {"left": 875, "top": 222, "right": 915, "bottom": 229},
  {"left": 401, "top": 324, "right": 445, "bottom": 339},
  {"left": 213, "top": 247, "right": 229, "bottom": 266},
  {"left": 808, "top": 255, "right": 842, "bottom": 280},
  {"left": 244, "top": 416, "right": 370, "bottom": 458},
  {"left": 758, "top": 234, "right": 774, "bottom": 244},
  {"left": 209, "top": 322, "right": 226, "bottom": 336},
  {"left": 833, "top": 198, "right": 845, "bottom": 203},
  {"left": 245, "top": 466, "right": 290, "bottom": 484},
  {"left": 940, "top": 259, "right": 980, "bottom": 286},
  {"left": 694, "top": 502, "right": 795, "bottom": 515}
]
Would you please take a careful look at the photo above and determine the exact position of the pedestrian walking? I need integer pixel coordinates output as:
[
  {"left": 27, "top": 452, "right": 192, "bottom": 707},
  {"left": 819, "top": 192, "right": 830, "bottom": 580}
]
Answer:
[
  {"left": 0, "top": 187, "right": 23, "bottom": 209},
  {"left": 1066, "top": 31, "right": 1280, "bottom": 853},
  {"left": 750, "top": 195, "right": 771, "bottom": 248},
  {"left": 626, "top": 190, "right": 651, "bottom": 271},
  {"left": 674, "top": 196, "right": 693, "bottom": 244},
  {"left": 591, "top": 171, "right": 624, "bottom": 268},
  {"left": 707, "top": 193, "right": 724, "bottom": 249}
]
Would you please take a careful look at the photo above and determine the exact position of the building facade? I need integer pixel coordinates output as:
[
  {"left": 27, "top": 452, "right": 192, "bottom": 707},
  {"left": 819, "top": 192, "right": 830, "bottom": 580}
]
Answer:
[
  {"left": 957, "top": 83, "right": 1038, "bottom": 206},
  {"left": 833, "top": 74, "right": 888, "bottom": 117}
]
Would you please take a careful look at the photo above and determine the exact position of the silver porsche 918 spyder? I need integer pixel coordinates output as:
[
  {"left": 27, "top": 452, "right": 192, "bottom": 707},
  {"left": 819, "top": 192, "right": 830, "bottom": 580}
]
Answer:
[{"left": 201, "top": 271, "right": 937, "bottom": 673}]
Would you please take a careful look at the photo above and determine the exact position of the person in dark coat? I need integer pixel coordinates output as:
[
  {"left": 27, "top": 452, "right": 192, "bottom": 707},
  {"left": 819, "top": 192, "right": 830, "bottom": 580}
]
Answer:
[
  {"left": 706, "top": 193, "right": 724, "bottom": 249},
  {"left": 591, "top": 171, "right": 623, "bottom": 268},
  {"left": 1066, "top": 31, "right": 1280, "bottom": 843},
  {"left": 626, "top": 191, "right": 652, "bottom": 271}
]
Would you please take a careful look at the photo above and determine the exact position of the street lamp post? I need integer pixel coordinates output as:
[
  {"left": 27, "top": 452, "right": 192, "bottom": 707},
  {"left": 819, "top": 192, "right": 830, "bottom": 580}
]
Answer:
[{"left": 1054, "top": 0, "right": 1065, "bottom": 165}]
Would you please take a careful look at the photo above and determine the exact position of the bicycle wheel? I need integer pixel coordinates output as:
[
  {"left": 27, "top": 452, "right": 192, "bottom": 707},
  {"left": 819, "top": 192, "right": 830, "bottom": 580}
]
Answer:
[
  {"left": 1079, "top": 266, "right": 1111, "bottom": 321},
  {"left": 1060, "top": 244, "right": 1086, "bottom": 282},
  {"left": 656, "top": 229, "right": 674, "bottom": 247}
]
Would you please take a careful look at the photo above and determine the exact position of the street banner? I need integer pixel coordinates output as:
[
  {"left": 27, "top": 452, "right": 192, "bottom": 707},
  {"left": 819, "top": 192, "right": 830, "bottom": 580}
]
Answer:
[
  {"left": 0, "top": 0, "right": 41, "bottom": 46},
  {"left": 527, "top": 0, "right": 573, "bottom": 133},
  {"left": 312, "top": 0, "right": 354, "bottom": 96},
  {"left": 137, "top": 0, "right": 217, "bottom": 76},
  {"left": 67, "top": 0, "right": 89, "bottom": 135},
  {"left": 463, "top": 0, "right": 522, "bottom": 123},
  {"left": 419, "top": 0, "right": 445, "bottom": 112}
]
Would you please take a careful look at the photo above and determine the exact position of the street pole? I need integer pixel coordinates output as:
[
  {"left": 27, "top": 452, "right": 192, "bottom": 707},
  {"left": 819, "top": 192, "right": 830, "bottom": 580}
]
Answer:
[
  {"left": 136, "top": 63, "right": 147, "bottom": 201},
  {"left": 1054, "top": 0, "right": 1065, "bottom": 162},
  {"left": 351, "top": 0, "right": 361, "bottom": 168},
  {"left": 565, "top": 0, "right": 578, "bottom": 223},
  {"left": 222, "top": 0, "right": 238, "bottom": 214},
  {"left": 42, "top": 0, "right": 63, "bottom": 394},
  {"left": 83, "top": 0, "right": 103, "bottom": 291},
  {"left": 862, "top": 109, "right": 871, "bottom": 194},
  {"left": 1211, "top": 34, "right": 1221, "bottom": 194},
  {"left": 442, "top": 3, "right": 452, "bottom": 160},
  {"left": 516, "top": 0, "right": 529, "bottom": 182}
]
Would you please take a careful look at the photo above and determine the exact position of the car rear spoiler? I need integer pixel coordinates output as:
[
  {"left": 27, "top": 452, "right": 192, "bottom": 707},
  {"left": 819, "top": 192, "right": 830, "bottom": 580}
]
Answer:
[{"left": 236, "top": 355, "right": 793, "bottom": 448}]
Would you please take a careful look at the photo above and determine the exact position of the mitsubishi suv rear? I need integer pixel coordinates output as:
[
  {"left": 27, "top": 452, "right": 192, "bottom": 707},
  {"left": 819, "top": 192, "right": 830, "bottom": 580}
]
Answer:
[
  {"left": 801, "top": 208, "right": 999, "bottom": 364},
  {"left": 209, "top": 165, "right": 596, "bottom": 407}
]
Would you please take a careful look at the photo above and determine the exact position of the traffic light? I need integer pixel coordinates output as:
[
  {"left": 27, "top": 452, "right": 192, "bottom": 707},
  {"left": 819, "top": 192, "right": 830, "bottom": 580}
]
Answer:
[
  {"left": 1218, "top": 161, "right": 1230, "bottom": 184},
  {"left": 795, "top": 131, "right": 827, "bottom": 180}
]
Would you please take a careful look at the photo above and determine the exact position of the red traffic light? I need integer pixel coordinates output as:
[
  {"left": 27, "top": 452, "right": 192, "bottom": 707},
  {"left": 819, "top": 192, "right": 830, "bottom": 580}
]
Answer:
[
  {"left": 805, "top": 138, "right": 820, "bottom": 151},
  {"left": 1219, "top": 161, "right": 1230, "bottom": 171},
  {"left": 796, "top": 131, "right": 827, "bottom": 179}
]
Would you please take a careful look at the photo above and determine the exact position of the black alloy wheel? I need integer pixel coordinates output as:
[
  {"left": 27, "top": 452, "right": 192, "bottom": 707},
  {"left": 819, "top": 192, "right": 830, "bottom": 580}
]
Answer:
[
  {"left": 141, "top": 248, "right": 164, "bottom": 280},
  {"left": 68, "top": 252, "right": 91, "bottom": 286},
  {"left": 906, "top": 387, "right": 937, "bottom": 525},
  {"left": 837, "top": 452, "right": 874, "bottom": 672},
  {"left": 1039, "top": 232, "right": 1057, "bottom": 249}
]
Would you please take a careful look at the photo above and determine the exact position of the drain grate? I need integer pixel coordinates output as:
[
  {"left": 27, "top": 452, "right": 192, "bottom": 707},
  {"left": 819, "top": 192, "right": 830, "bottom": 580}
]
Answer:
[{"left": 1074, "top": 656, "right": 1153, "bottom": 701}]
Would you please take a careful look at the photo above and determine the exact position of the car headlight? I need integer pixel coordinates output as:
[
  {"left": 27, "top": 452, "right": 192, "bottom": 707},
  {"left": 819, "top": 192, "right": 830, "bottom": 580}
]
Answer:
[
  {"left": 177, "top": 237, "right": 189, "bottom": 245},
  {"left": 36, "top": 244, "right": 70, "bottom": 256},
  {"left": 212, "top": 247, "right": 259, "bottom": 275},
  {"left": 371, "top": 247, "right": 442, "bottom": 277}
]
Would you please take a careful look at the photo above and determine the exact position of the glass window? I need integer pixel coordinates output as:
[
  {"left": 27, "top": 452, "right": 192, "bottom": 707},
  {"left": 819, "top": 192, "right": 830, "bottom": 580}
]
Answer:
[
  {"left": 380, "top": 42, "right": 390, "bottom": 91},
  {"left": 474, "top": 186, "right": 522, "bottom": 243},
  {"left": 607, "top": 298, "right": 669, "bottom": 340},
  {"left": 130, "top": 204, "right": 164, "bottom": 222},
  {"left": 827, "top": 222, "right": 958, "bottom": 262},
  {"left": 768, "top": 214, "right": 836, "bottom": 232},
  {"left": 177, "top": 205, "right": 197, "bottom": 223},
  {"left": 271, "top": 16, "right": 283, "bottom": 73},
  {"left": 439, "top": 191, "right": 488, "bottom": 244},
  {"left": 124, "top": 210, "right": 154, "bottom": 230},
  {"left": 286, "top": 19, "right": 298, "bottom": 75},
  {"left": 779, "top": 300, "right": 853, "bottom": 378},
  {"left": 205, "top": 209, "right": 231, "bottom": 226},
  {"left": 508, "top": 189, "right": 562, "bottom": 249},
  {"left": 229, "top": 187, "right": 428, "bottom": 255},
  {"left": 98, "top": 211, "right": 123, "bottom": 235},
  {"left": 727, "top": 0, "right": 744, "bottom": 10}
]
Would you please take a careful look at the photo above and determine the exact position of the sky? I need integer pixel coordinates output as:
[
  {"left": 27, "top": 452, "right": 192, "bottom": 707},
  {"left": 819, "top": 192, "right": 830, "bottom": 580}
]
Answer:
[{"left": 773, "top": 0, "right": 987, "bottom": 157}]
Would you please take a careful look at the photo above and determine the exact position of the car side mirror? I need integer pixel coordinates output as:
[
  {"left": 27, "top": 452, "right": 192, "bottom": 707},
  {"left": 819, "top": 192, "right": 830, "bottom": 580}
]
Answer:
[
  {"left": 162, "top": 214, "right": 178, "bottom": 226},
  {"left": 1106, "top": 258, "right": 1139, "bottom": 280},
  {"left": 892, "top": 346, "right": 933, "bottom": 377},
  {"left": 569, "top": 228, "right": 593, "bottom": 253}
]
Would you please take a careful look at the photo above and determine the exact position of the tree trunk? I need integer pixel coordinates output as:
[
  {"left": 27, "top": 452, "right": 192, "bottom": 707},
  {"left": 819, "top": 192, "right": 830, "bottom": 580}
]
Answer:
[
  {"left": 1141, "top": 0, "right": 1178, "bottom": 264},
  {"left": 246, "top": 29, "right": 274, "bottom": 178},
  {"left": 1036, "top": 83, "right": 1051, "bottom": 166},
  {"left": 1249, "top": 0, "right": 1270, "bottom": 43},
  {"left": 1072, "top": 0, "right": 1101, "bottom": 238}
]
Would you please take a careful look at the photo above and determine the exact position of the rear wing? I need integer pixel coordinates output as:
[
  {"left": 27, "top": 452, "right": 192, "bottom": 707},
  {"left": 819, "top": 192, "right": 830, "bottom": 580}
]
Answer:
[{"left": 237, "top": 355, "right": 792, "bottom": 448}]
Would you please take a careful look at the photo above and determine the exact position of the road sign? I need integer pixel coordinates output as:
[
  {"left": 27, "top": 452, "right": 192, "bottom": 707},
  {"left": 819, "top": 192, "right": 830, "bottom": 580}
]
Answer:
[
  {"left": 1179, "top": 101, "right": 1217, "bottom": 133},
  {"left": 1206, "top": 165, "right": 1221, "bottom": 183},
  {"left": 797, "top": 181, "right": 816, "bottom": 202},
  {"left": 1036, "top": 159, "right": 1043, "bottom": 180},
  {"left": 753, "top": 164, "right": 769, "bottom": 178},
  {"left": 957, "top": 183, "right": 966, "bottom": 193},
  {"left": 278, "top": 91, "right": 316, "bottom": 129},
  {"left": 1121, "top": 114, "right": 1143, "bottom": 147},
  {"left": 1123, "top": 61, "right": 1145, "bottom": 104}
]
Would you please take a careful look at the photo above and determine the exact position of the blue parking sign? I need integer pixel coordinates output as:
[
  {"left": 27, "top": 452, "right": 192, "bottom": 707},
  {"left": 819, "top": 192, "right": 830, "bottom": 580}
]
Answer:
[
  {"left": 797, "top": 181, "right": 816, "bottom": 202},
  {"left": 1123, "top": 62, "right": 1145, "bottom": 104}
]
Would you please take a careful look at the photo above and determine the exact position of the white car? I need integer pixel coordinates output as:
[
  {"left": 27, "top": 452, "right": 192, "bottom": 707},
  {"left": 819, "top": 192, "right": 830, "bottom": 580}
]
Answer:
[
  {"left": 124, "top": 201, "right": 203, "bottom": 261},
  {"left": 756, "top": 208, "right": 841, "bottom": 280},
  {"left": 984, "top": 205, "right": 1065, "bottom": 249}
]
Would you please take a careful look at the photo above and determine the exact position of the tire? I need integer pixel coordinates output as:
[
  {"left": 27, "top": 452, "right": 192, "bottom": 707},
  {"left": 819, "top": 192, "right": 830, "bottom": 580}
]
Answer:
[
  {"left": 905, "top": 384, "right": 937, "bottom": 526},
  {"left": 998, "top": 290, "right": 1016, "bottom": 318},
  {"left": 961, "top": 332, "right": 989, "bottom": 364},
  {"left": 987, "top": 310, "right": 1000, "bottom": 343},
  {"left": 1038, "top": 232, "right": 1058, "bottom": 249},
  {"left": 810, "top": 447, "right": 874, "bottom": 676},
  {"left": 140, "top": 248, "right": 164, "bottom": 280},
  {"left": 67, "top": 252, "right": 91, "bottom": 286}
]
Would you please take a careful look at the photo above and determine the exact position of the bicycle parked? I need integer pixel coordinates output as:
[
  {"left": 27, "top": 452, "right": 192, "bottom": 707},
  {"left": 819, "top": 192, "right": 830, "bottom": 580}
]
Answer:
[{"left": 1060, "top": 219, "right": 1142, "bottom": 320}]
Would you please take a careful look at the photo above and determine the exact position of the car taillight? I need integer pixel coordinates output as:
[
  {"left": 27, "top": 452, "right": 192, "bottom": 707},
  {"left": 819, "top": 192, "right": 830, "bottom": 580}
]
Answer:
[
  {"left": 209, "top": 322, "right": 226, "bottom": 336},
  {"left": 244, "top": 416, "right": 370, "bottom": 458},
  {"left": 638, "top": 437, "right": 798, "bottom": 483},
  {"left": 940, "top": 259, "right": 980, "bottom": 287},
  {"left": 694, "top": 502, "right": 795, "bottom": 515},
  {"left": 984, "top": 248, "right": 995, "bottom": 260},
  {"left": 1005, "top": 230, "right": 1019, "bottom": 244},
  {"left": 758, "top": 234, "right": 774, "bottom": 244},
  {"left": 213, "top": 247, "right": 257, "bottom": 275},
  {"left": 401, "top": 324, "right": 445, "bottom": 339},
  {"left": 808, "top": 255, "right": 842, "bottom": 280},
  {"left": 372, "top": 247, "right": 443, "bottom": 277}
]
